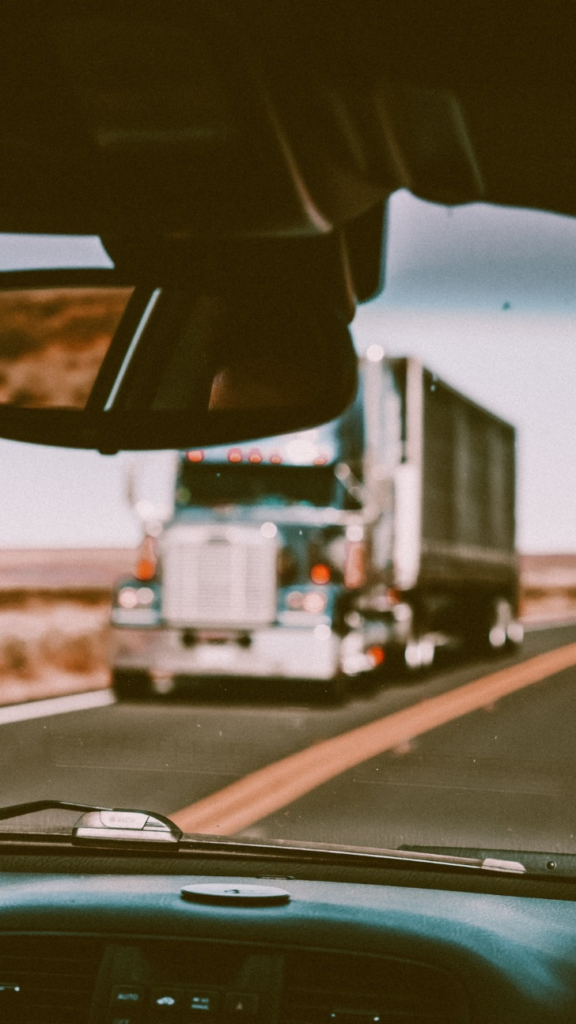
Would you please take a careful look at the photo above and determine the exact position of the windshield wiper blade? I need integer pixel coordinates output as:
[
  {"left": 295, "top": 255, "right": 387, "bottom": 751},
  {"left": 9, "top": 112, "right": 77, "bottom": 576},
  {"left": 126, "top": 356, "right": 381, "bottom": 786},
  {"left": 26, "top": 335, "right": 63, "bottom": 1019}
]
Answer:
[
  {"left": 402, "top": 845, "right": 576, "bottom": 878},
  {"left": 0, "top": 800, "right": 182, "bottom": 845},
  {"left": 175, "top": 834, "right": 526, "bottom": 874}
]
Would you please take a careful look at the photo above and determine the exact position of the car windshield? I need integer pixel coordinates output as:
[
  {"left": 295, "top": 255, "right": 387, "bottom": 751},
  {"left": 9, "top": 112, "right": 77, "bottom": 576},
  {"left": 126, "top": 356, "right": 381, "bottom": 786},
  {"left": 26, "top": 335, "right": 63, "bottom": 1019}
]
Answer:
[{"left": 1, "top": 192, "right": 576, "bottom": 862}]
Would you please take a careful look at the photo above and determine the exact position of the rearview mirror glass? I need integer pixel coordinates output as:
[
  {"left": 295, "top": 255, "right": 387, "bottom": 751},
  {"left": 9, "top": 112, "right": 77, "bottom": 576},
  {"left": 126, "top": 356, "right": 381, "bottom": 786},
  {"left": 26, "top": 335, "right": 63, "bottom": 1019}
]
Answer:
[{"left": 0, "top": 272, "right": 358, "bottom": 452}]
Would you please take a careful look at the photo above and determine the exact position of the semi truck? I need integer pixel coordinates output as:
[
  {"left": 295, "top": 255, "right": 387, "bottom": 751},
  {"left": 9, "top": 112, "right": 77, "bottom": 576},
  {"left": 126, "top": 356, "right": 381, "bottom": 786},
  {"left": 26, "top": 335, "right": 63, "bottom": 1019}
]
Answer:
[{"left": 110, "top": 350, "right": 522, "bottom": 700}]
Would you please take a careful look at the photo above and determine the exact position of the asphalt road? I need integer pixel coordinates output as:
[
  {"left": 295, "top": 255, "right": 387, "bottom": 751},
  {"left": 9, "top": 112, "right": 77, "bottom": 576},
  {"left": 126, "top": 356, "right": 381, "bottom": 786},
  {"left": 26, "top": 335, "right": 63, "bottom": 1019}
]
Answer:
[{"left": 2, "top": 621, "right": 576, "bottom": 856}]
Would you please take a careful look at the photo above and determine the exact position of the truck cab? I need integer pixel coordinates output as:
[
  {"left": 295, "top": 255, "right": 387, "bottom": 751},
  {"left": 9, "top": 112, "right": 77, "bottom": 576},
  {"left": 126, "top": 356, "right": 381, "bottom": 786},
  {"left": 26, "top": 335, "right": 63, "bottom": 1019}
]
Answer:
[{"left": 111, "top": 369, "right": 388, "bottom": 700}]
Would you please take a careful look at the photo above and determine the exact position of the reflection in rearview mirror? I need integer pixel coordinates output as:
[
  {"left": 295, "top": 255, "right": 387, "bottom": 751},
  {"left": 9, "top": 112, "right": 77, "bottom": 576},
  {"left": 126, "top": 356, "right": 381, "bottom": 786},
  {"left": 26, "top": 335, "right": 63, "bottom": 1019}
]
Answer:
[
  {"left": 143, "top": 292, "right": 357, "bottom": 417},
  {"left": 0, "top": 277, "right": 358, "bottom": 450},
  {"left": 0, "top": 288, "right": 133, "bottom": 408}
]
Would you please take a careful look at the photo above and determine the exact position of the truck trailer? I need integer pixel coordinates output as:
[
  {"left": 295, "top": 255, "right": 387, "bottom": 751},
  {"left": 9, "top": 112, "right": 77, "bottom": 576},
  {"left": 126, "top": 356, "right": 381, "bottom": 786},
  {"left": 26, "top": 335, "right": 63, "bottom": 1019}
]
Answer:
[{"left": 110, "top": 351, "right": 522, "bottom": 699}]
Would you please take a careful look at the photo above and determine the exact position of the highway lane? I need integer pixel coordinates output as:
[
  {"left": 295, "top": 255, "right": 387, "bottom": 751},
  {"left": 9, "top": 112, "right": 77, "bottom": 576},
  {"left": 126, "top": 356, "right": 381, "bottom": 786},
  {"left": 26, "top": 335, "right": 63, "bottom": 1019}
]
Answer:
[
  {"left": 245, "top": 628, "right": 576, "bottom": 854},
  {"left": 1, "top": 622, "right": 576, "bottom": 854}
]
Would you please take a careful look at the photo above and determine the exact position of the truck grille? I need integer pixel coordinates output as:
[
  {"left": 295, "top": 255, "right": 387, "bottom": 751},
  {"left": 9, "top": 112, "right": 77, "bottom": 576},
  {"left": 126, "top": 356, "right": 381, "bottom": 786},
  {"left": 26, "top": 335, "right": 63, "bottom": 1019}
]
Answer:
[{"left": 161, "top": 523, "right": 277, "bottom": 627}]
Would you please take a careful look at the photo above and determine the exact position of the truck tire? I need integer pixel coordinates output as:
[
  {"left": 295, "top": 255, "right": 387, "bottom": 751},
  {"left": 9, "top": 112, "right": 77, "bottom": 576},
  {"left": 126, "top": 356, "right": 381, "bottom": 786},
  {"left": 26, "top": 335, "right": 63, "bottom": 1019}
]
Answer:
[
  {"left": 505, "top": 619, "right": 524, "bottom": 651},
  {"left": 466, "top": 597, "right": 521, "bottom": 657},
  {"left": 112, "top": 669, "right": 152, "bottom": 701},
  {"left": 485, "top": 598, "right": 525, "bottom": 654}
]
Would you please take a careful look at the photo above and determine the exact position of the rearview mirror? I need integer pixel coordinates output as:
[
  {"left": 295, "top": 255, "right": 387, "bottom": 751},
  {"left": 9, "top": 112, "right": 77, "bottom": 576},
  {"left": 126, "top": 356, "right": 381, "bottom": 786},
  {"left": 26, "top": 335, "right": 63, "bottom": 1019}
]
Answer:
[{"left": 0, "top": 270, "right": 358, "bottom": 452}]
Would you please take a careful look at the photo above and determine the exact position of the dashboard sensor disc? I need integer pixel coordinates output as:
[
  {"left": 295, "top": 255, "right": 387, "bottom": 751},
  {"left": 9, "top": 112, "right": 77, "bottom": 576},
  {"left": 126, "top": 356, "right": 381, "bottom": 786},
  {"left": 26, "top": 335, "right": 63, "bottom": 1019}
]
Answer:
[{"left": 181, "top": 883, "right": 290, "bottom": 906}]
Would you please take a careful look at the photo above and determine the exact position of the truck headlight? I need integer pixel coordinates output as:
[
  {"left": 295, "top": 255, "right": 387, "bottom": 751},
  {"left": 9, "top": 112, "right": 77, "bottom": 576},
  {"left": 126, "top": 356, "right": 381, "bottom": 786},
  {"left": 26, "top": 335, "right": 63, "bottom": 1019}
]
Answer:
[
  {"left": 117, "top": 587, "right": 139, "bottom": 609},
  {"left": 302, "top": 592, "right": 327, "bottom": 614},
  {"left": 117, "top": 586, "right": 156, "bottom": 609}
]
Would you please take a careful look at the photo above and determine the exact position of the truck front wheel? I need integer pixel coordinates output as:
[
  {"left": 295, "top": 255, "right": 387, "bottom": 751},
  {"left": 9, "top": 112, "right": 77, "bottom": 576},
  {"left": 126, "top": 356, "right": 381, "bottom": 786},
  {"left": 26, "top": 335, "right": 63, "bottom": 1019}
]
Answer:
[{"left": 112, "top": 668, "right": 152, "bottom": 701}]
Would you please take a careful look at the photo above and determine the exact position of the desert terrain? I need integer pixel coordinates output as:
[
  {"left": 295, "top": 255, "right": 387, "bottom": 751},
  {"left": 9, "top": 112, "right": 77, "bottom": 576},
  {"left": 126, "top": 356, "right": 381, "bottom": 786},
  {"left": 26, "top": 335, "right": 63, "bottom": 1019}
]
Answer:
[
  {"left": 0, "top": 548, "right": 132, "bottom": 706},
  {"left": 519, "top": 553, "right": 576, "bottom": 623},
  {"left": 0, "top": 287, "right": 132, "bottom": 408}
]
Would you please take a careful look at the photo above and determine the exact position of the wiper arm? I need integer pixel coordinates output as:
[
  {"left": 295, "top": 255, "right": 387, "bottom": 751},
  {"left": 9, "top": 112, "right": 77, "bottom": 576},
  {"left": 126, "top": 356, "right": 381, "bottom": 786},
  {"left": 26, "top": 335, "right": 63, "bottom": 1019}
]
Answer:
[
  {"left": 0, "top": 800, "right": 182, "bottom": 845},
  {"left": 0, "top": 800, "right": 109, "bottom": 822}
]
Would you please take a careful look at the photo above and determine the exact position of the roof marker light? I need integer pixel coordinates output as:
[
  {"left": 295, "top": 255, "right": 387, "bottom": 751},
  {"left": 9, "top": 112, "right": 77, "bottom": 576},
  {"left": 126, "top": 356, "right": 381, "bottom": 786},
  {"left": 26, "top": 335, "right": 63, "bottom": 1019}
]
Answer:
[
  {"left": 228, "top": 448, "right": 242, "bottom": 463},
  {"left": 248, "top": 448, "right": 263, "bottom": 463},
  {"left": 269, "top": 453, "right": 282, "bottom": 464},
  {"left": 186, "top": 450, "right": 204, "bottom": 463}
]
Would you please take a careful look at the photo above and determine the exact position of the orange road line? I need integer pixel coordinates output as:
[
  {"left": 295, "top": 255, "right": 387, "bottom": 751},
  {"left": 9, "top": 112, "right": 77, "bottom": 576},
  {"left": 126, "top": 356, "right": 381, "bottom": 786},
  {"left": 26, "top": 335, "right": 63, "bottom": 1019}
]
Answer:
[{"left": 170, "top": 642, "right": 576, "bottom": 836}]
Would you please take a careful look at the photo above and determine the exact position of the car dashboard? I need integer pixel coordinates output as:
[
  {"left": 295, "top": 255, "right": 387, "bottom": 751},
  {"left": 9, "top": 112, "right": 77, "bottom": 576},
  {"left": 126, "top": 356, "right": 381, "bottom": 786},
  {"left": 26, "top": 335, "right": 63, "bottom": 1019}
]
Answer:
[{"left": 2, "top": 851, "right": 576, "bottom": 1024}]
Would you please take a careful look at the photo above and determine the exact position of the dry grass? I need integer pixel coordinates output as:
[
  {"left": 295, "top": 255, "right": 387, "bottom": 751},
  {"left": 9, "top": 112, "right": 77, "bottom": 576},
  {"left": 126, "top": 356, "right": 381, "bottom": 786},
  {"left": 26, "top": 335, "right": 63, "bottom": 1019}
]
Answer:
[
  {"left": 0, "top": 595, "right": 111, "bottom": 706},
  {"left": 519, "top": 554, "right": 576, "bottom": 623},
  {"left": 520, "top": 590, "right": 576, "bottom": 624}
]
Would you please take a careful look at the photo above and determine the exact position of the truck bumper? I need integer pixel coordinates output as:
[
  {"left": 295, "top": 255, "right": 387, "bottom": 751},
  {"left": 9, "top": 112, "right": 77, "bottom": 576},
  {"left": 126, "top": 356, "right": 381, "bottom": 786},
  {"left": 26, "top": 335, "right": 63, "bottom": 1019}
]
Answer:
[{"left": 111, "top": 625, "right": 342, "bottom": 682}]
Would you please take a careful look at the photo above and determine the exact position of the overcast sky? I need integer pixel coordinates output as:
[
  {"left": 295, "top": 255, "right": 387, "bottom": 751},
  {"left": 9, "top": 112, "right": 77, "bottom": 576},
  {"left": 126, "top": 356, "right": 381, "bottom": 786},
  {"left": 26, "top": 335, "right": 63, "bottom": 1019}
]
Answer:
[
  {"left": 0, "top": 189, "right": 575, "bottom": 552},
  {"left": 353, "top": 191, "right": 576, "bottom": 553}
]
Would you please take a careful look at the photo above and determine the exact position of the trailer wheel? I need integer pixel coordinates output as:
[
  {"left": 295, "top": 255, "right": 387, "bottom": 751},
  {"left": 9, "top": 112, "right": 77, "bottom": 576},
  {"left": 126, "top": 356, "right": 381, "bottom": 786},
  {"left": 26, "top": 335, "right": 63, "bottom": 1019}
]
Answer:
[
  {"left": 491, "top": 600, "right": 523, "bottom": 653},
  {"left": 467, "top": 598, "right": 522, "bottom": 657},
  {"left": 112, "top": 669, "right": 152, "bottom": 701},
  {"left": 505, "top": 619, "right": 524, "bottom": 651}
]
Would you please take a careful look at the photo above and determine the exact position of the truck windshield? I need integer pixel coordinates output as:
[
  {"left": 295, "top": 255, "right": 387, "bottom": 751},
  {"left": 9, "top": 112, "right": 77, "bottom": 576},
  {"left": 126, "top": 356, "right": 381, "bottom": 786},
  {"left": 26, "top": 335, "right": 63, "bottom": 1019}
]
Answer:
[{"left": 177, "top": 462, "right": 352, "bottom": 508}]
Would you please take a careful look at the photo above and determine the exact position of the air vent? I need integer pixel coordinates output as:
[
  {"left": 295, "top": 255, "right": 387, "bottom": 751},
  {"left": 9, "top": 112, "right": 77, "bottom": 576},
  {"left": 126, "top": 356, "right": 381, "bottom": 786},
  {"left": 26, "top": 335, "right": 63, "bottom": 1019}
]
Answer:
[
  {"left": 0, "top": 936, "right": 104, "bottom": 1024},
  {"left": 281, "top": 950, "right": 468, "bottom": 1024}
]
